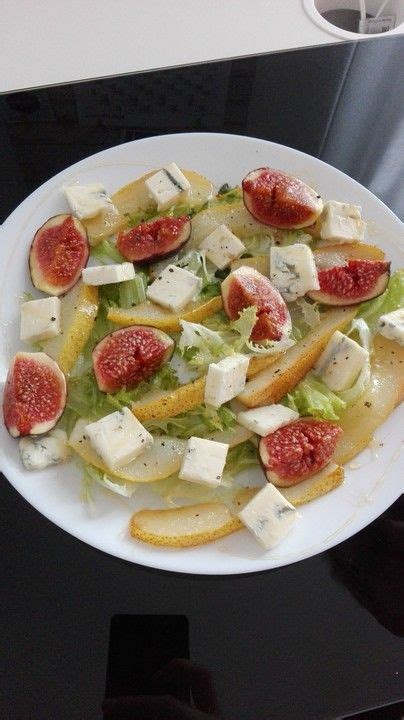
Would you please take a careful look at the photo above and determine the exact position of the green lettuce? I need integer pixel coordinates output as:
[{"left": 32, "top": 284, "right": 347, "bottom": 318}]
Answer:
[
  {"left": 357, "top": 270, "right": 404, "bottom": 332},
  {"left": 90, "top": 238, "right": 125, "bottom": 264},
  {"left": 282, "top": 372, "right": 347, "bottom": 421},
  {"left": 81, "top": 462, "right": 138, "bottom": 502},
  {"left": 145, "top": 404, "right": 236, "bottom": 439}
]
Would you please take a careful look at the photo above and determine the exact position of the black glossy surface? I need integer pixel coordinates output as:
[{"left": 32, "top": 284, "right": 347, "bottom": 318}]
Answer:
[{"left": 1, "top": 38, "right": 403, "bottom": 720}]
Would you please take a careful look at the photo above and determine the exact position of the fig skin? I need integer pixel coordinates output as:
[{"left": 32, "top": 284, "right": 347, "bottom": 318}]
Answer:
[
  {"left": 259, "top": 417, "right": 342, "bottom": 487},
  {"left": 221, "top": 265, "right": 292, "bottom": 342},
  {"left": 117, "top": 216, "right": 191, "bottom": 264},
  {"left": 242, "top": 167, "right": 323, "bottom": 229},
  {"left": 29, "top": 214, "right": 89, "bottom": 296},
  {"left": 3, "top": 352, "right": 66, "bottom": 438},
  {"left": 92, "top": 326, "right": 174, "bottom": 393},
  {"left": 308, "top": 260, "right": 390, "bottom": 306}
]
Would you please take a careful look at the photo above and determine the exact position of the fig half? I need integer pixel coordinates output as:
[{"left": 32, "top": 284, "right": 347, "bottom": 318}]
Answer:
[
  {"left": 221, "top": 265, "right": 291, "bottom": 342},
  {"left": 3, "top": 352, "right": 66, "bottom": 437},
  {"left": 308, "top": 259, "right": 390, "bottom": 306},
  {"left": 92, "top": 326, "right": 174, "bottom": 393},
  {"left": 29, "top": 214, "right": 89, "bottom": 295},
  {"left": 117, "top": 215, "right": 191, "bottom": 264},
  {"left": 242, "top": 167, "right": 323, "bottom": 229},
  {"left": 259, "top": 417, "right": 342, "bottom": 487}
]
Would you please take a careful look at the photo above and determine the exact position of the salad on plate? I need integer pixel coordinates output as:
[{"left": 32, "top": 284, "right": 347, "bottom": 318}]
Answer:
[{"left": 3, "top": 162, "right": 403, "bottom": 553}]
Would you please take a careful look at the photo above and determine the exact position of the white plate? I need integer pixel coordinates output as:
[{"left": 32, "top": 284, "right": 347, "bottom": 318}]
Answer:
[{"left": 0, "top": 132, "right": 402, "bottom": 575}]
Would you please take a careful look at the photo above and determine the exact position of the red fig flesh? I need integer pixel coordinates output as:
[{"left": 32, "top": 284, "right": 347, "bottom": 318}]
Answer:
[
  {"left": 117, "top": 216, "right": 191, "bottom": 264},
  {"left": 308, "top": 259, "right": 390, "bottom": 306},
  {"left": 92, "top": 326, "right": 174, "bottom": 393},
  {"left": 242, "top": 168, "right": 323, "bottom": 229},
  {"left": 221, "top": 265, "right": 291, "bottom": 342},
  {"left": 259, "top": 418, "right": 342, "bottom": 487},
  {"left": 3, "top": 352, "right": 66, "bottom": 437},
  {"left": 29, "top": 214, "right": 89, "bottom": 295}
]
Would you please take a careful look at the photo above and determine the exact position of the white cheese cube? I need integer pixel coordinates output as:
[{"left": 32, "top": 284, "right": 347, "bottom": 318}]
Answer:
[
  {"left": 146, "top": 264, "right": 202, "bottom": 312},
  {"left": 63, "top": 183, "right": 113, "bottom": 220},
  {"left": 204, "top": 354, "right": 250, "bottom": 408},
  {"left": 179, "top": 436, "right": 229, "bottom": 487},
  {"left": 85, "top": 408, "right": 153, "bottom": 470},
  {"left": 270, "top": 244, "right": 319, "bottom": 301},
  {"left": 237, "top": 404, "right": 299, "bottom": 437},
  {"left": 238, "top": 483, "right": 297, "bottom": 550},
  {"left": 199, "top": 225, "right": 246, "bottom": 269},
  {"left": 313, "top": 330, "right": 368, "bottom": 392},
  {"left": 20, "top": 296, "right": 61, "bottom": 343},
  {"left": 19, "top": 429, "right": 69, "bottom": 471},
  {"left": 320, "top": 201, "right": 365, "bottom": 244},
  {"left": 145, "top": 163, "right": 191, "bottom": 211},
  {"left": 377, "top": 308, "right": 404, "bottom": 346},
  {"left": 82, "top": 262, "right": 135, "bottom": 286}
]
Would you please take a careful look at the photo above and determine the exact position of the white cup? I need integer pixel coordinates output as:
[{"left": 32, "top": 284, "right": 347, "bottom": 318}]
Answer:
[{"left": 303, "top": 0, "right": 404, "bottom": 37}]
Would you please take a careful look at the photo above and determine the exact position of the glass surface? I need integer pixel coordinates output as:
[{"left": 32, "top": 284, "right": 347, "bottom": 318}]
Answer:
[{"left": 1, "top": 37, "right": 403, "bottom": 720}]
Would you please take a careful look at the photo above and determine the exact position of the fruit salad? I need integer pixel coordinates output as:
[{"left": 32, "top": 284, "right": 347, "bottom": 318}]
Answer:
[{"left": 3, "top": 163, "right": 404, "bottom": 552}]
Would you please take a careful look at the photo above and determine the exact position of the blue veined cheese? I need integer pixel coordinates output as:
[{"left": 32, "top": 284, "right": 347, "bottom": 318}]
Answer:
[
  {"left": 85, "top": 408, "right": 153, "bottom": 470},
  {"left": 145, "top": 163, "right": 191, "bottom": 211},
  {"left": 19, "top": 429, "right": 69, "bottom": 470},
  {"left": 319, "top": 201, "right": 365, "bottom": 244},
  {"left": 82, "top": 262, "right": 136, "bottom": 285},
  {"left": 377, "top": 308, "right": 404, "bottom": 346},
  {"left": 146, "top": 264, "right": 202, "bottom": 312},
  {"left": 63, "top": 183, "right": 114, "bottom": 220},
  {"left": 237, "top": 404, "right": 298, "bottom": 437},
  {"left": 313, "top": 330, "right": 368, "bottom": 392},
  {"left": 179, "top": 436, "right": 229, "bottom": 487},
  {"left": 238, "top": 483, "right": 297, "bottom": 549},
  {"left": 199, "top": 224, "right": 246, "bottom": 269},
  {"left": 20, "top": 296, "right": 61, "bottom": 343},
  {"left": 204, "top": 354, "right": 250, "bottom": 408},
  {"left": 269, "top": 244, "right": 319, "bottom": 301}
]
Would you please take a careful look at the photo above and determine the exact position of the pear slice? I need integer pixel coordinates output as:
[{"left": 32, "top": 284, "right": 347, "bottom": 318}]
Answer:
[{"left": 108, "top": 296, "right": 222, "bottom": 332}]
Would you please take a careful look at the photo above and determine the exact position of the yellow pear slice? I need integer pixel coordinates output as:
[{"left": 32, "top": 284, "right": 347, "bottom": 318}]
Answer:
[
  {"left": 132, "top": 376, "right": 206, "bottom": 423},
  {"left": 41, "top": 282, "right": 99, "bottom": 374},
  {"left": 112, "top": 169, "right": 214, "bottom": 217},
  {"left": 107, "top": 296, "right": 222, "bottom": 332},
  {"left": 130, "top": 500, "right": 244, "bottom": 547},
  {"left": 333, "top": 335, "right": 404, "bottom": 465},
  {"left": 231, "top": 255, "right": 270, "bottom": 276},
  {"left": 69, "top": 418, "right": 186, "bottom": 482},
  {"left": 238, "top": 306, "right": 357, "bottom": 407},
  {"left": 190, "top": 199, "right": 269, "bottom": 247},
  {"left": 280, "top": 463, "right": 344, "bottom": 506},
  {"left": 313, "top": 242, "right": 385, "bottom": 268},
  {"left": 82, "top": 204, "right": 127, "bottom": 247}
]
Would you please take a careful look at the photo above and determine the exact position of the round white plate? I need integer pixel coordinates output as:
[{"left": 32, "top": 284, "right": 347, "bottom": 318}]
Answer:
[{"left": 0, "top": 132, "right": 402, "bottom": 575}]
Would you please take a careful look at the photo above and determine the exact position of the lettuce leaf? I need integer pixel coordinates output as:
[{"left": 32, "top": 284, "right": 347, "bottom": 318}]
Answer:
[
  {"left": 90, "top": 238, "right": 125, "bottom": 264},
  {"left": 81, "top": 462, "right": 137, "bottom": 501},
  {"left": 145, "top": 404, "right": 236, "bottom": 439},
  {"left": 282, "top": 372, "right": 347, "bottom": 421},
  {"left": 357, "top": 270, "right": 404, "bottom": 332}
]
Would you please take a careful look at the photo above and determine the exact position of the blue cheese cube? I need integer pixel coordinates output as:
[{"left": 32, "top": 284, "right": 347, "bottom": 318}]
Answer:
[
  {"left": 320, "top": 201, "right": 365, "bottom": 244},
  {"left": 19, "top": 429, "right": 69, "bottom": 470},
  {"left": 145, "top": 163, "right": 191, "bottom": 211},
  {"left": 313, "top": 330, "right": 369, "bottom": 392},
  {"left": 82, "top": 262, "right": 136, "bottom": 286},
  {"left": 238, "top": 483, "right": 297, "bottom": 549},
  {"left": 200, "top": 225, "right": 246, "bottom": 269},
  {"left": 205, "top": 354, "right": 250, "bottom": 408},
  {"left": 179, "top": 436, "right": 229, "bottom": 487},
  {"left": 146, "top": 264, "right": 202, "bottom": 312},
  {"left": 377, "top": 308, "right": 404, "bottom": 346},
  {"left": 63, "top": 183, "right": 114, "bottom": 219},
  {"left": 237, "top": 404, "right": 298, "bottom": 437},
  {"left": 85, "top": 408, "right": 153, "bottom": 470},
  {"left": 270, "top": 244, "right": 319, "bottom": 301},
  {"left": 20, "top": 296, "right": 61, "bottom": 343}
]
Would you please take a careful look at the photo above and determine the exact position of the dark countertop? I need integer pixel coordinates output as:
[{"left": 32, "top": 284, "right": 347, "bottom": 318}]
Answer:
[{"left": 1, "top": 37, "right": 403, "bottom": 720}]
